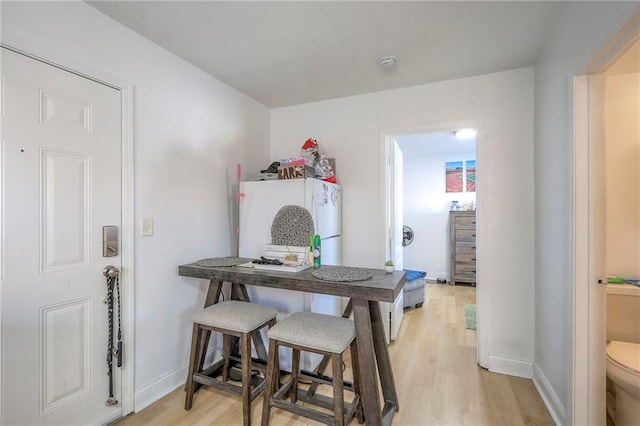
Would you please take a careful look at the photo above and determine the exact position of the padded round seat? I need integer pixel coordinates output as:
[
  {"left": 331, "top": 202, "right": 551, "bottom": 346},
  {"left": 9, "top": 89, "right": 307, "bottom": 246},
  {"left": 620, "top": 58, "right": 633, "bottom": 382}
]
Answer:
[
  {"left": 262, "top": 312, "right": 363, "bottom": 426},
  {"left": 185, "top": 300, "right": 278, "bottom": 426},
  {"left": 268, "top": 312, "right": 355, "bottom": 353},
  {"left": 192, "top": 300, "right": 278, "bottom": 333}
]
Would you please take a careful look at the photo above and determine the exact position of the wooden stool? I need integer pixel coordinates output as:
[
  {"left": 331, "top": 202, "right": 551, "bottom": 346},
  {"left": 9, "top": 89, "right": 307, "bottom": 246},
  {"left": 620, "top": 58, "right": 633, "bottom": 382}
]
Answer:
[
  {"left": 185, "top": 300, "right": 278, "bottom": 426},
  {"left": 261, "top": 312, "right": 363, "bottom": 426}
]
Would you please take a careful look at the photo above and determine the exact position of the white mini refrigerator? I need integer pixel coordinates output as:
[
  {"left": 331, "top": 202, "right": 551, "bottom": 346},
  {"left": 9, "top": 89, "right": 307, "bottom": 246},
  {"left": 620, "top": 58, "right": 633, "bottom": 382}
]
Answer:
[
  {"left": 239, "top": 179, "right": 343, "bottom": 369},
  {"left": 239, "top": 178, "right": 342, "bottom": 368}
]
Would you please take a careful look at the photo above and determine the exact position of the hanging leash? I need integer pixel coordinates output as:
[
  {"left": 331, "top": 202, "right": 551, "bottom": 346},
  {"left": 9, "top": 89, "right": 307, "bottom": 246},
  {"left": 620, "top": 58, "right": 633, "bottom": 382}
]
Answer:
[
  {"left": 115, "top": 274, "right": 123, "bottom": 368},
  {"left": 103, "top": 265, "right": 121, "bottom": 406}
]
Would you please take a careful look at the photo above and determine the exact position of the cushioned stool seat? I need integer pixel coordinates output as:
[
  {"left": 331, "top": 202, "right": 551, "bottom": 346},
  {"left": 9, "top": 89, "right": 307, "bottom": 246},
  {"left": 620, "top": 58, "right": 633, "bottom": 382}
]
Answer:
[
  {"left": 268, "top": 312, "right": 355, "bottom": 353},
  {"left": 185, "top": 301, "right": 278, "bottom": 426},
  {"left": 192, "top": 300, "right": 277, "bottom": 333},
  {"left": 262, "top": 312, "right": 363, "bottom": 426}
]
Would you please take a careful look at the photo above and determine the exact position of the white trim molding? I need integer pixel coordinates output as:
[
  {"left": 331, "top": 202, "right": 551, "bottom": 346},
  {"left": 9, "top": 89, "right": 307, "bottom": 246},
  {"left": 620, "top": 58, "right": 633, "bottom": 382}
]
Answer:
[
  {"left": 579, "top": 5, "right": 640, "bottom": 75},
  {"left": 572, "top": 74, "right": 591, "bottom": 426},
  {"left": 134, "top": 347, "right": 221, "bottom": 412},
  {"left": 533, "top": 362, "right": 567, "bottom": 426},
  {"left": 487, "top": 354, "right": 533, "bottom": 379}
]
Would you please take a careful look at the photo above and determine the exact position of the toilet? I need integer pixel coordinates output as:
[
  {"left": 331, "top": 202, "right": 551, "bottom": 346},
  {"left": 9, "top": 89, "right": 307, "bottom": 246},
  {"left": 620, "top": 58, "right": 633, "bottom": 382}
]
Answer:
[{"left": 606, "top": 284, "right": 640, "bottom": 426}]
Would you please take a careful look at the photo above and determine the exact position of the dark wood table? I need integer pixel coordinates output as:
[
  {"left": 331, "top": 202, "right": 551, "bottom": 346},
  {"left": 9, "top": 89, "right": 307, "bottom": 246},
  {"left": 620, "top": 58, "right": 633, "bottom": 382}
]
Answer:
[{"left": 178, "top": 263, "right": 406, "bottom": 426}]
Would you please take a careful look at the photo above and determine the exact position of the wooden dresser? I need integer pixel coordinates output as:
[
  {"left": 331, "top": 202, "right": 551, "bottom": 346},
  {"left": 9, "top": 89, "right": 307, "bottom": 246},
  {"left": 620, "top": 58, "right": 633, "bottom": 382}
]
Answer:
[{"left": 449, "top": 211, "right": 476, "bottom": 286}]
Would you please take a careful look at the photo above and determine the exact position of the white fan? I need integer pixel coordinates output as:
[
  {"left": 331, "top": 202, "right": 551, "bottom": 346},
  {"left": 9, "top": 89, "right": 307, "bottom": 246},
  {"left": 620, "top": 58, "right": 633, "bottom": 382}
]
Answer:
[{"left": 402, "top": 225, "right": 414, "bottom": 247}]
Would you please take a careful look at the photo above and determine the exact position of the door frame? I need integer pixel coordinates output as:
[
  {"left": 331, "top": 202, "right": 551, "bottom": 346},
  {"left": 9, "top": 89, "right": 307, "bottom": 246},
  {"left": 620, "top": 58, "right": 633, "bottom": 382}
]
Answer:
[
  {"left": 571, "top": 8, "right": 640, "bottom": 425},
  {"left": 1, "top": 33, "right": 136, "bottom": 416},
  {"left": 379, "top": 119, "right": 486, "bottom": 365},
  {"left": 573, "top": 73, "right": 607, "bottom": 426}
]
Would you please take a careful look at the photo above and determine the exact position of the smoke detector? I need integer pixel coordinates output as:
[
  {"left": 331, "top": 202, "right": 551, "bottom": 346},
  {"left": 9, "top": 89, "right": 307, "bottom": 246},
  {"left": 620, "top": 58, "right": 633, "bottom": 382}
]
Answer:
[{"left": 378, "top": 55, "right": 398, "bottom": 70}]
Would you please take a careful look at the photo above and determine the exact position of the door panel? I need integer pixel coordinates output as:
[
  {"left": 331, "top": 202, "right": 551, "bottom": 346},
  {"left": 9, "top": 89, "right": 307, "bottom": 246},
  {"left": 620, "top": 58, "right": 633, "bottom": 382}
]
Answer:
[
  {"left": 392, "top": 140, "right": 404, "bottom": 270},
  {"left": 41, "top": 149, "right": 91, "bottom": 271},
  {"left": 381, "top": 138, "right": 404, "bottom": 344},
  {"left": 41, "top": 298, "right": 91, "bottom": 413},
  {"left": 1, "top": 48, "right": 122, "bottom": 425}
]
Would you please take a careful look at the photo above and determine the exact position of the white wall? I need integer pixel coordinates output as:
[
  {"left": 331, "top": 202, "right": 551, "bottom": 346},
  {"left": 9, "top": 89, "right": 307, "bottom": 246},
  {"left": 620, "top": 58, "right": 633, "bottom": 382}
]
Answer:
[
  {"left": 606, "top": 72, "right": 640, "bottom": 278},
  {"left": 533, "top": 3, "right": 638, "bottom": 424},
  {"left": 1, "top": 1, "right": 270, "bottom": 411},
  {"left": 400, "top": 149, "right": 476, "bottom": 278},
  {"left": 271, "top": 68, "right": 535, "bottom": 377}
]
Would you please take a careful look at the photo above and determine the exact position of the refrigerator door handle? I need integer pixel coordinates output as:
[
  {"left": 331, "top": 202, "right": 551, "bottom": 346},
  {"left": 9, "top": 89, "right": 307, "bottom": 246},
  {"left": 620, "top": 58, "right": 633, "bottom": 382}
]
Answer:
[{"left": 321, "top": 234, "right": 340, "bottom": 240}]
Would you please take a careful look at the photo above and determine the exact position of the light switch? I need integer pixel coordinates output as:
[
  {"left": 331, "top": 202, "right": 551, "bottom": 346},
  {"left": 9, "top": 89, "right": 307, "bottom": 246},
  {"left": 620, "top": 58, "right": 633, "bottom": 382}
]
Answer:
[{"left": 141, "top": 217, "right": 153, "bottom": 236}]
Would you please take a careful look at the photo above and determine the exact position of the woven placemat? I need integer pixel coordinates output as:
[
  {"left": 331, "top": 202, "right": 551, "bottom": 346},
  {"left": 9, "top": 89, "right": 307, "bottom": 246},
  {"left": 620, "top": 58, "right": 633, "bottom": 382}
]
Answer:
[
  {"left": 195, "top": 257, "right": 253, "bottom": 267},
  {"left": 312, "top": 267, "right": 373, "bottom": 282},
  {"left": 271, "top": 205, "right": 315, "bottom": 247}
]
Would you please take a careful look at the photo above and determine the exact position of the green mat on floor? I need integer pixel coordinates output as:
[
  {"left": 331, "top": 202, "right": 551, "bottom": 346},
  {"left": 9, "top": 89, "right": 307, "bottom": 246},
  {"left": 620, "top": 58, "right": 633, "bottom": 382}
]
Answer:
[{"left": 463, "top": 304, "right": 477, "bottom": 330}]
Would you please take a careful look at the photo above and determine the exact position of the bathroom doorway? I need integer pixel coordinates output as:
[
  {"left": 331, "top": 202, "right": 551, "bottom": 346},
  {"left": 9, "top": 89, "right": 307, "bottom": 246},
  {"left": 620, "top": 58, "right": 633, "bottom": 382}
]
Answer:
[
  {"left": 573, "top": 23, "right": 640, "bottom": 424},
  {"left": 601, "top": 39, "right": 640, "bottom": 425}
]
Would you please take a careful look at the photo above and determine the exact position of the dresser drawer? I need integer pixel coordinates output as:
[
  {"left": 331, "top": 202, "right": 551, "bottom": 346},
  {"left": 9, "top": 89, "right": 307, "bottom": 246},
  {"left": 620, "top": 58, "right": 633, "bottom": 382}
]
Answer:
[
  {"left": 455, "top": 229, "right": 476, "bottom": 243},
  {"left": 455, "top": 252, "right": 476, "bottom": 263},
  {"left": 454, "top": 271, "right": 477, "bottom": 283},
  {"left": 455, "top": 262, "right": 476, "bottom": 272},
  {"left": 456, "top": 242, "right": 476, "bottom": 254},
  {"left": 453, "top": 215, "right": 476, "bottom": 229}
]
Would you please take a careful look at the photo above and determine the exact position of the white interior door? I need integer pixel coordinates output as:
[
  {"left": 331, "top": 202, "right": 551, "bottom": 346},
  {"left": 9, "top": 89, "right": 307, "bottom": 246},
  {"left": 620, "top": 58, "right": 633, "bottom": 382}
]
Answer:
[
  {"left": 390, "top": 140, "right": 404, "bottom": 341},
  {"left": 392, "top": 140, "right": 404, "bottom": 271},
  {"left": 1, "top": 48, "right": 123, "bottom": 425},
  {"left": 381, "top": 137, "right": 404, "bottom": 343}
]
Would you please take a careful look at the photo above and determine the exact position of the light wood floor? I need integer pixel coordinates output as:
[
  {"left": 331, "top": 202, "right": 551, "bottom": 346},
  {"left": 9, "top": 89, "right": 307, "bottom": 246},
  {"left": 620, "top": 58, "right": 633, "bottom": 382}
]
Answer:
[{"left": 116, "top": 283, "right": 553, "bottom": 425}]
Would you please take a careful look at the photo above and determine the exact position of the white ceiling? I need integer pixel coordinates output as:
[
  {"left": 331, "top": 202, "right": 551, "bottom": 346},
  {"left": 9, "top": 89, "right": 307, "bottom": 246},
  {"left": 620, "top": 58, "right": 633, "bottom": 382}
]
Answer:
[{"left": 87, "top": 1, "right": 568, "bottom": 108}]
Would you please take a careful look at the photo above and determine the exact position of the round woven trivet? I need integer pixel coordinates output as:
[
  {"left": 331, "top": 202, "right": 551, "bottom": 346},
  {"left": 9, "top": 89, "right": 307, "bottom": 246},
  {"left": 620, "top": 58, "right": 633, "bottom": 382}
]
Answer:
[
  {"left": 271, "top": 205, "right": 315, "bottom": 247},
  {"left": 195, "top": 257, "right": 253, "bottom": 267},
  {"left": 312, "top": 266, "right": 373, "bottom": 282}
]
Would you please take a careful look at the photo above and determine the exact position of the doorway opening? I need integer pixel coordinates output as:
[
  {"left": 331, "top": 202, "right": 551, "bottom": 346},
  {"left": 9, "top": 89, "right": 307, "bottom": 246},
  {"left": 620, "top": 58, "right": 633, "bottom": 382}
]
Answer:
[
  {"left": 394, "top": 131, "right": 477, "bottom": 282},
  {"left": 381, "top": 122, "right": 483, "bottom": 362},
  {"left": 573, "top": 31, "right": 640, "bottom": 425}
]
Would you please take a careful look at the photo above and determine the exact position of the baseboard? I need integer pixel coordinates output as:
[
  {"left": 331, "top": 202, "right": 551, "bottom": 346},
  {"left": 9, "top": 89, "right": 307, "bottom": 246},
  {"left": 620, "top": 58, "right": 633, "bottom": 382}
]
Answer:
[
  {"left": 425, "top": 272, "right": 449, "bottom": 282},
  {"left": 134, "top": 347, "right": 221, "bottom": 412},
  {"left": 487, "top": 354, "right": 533, "bottom": 378},
  {"left": 98, "top": 411, "right": 122, "bottom": 426},
  {"left": 532, "top": 362, "right": 567, "bottom": 426}
]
